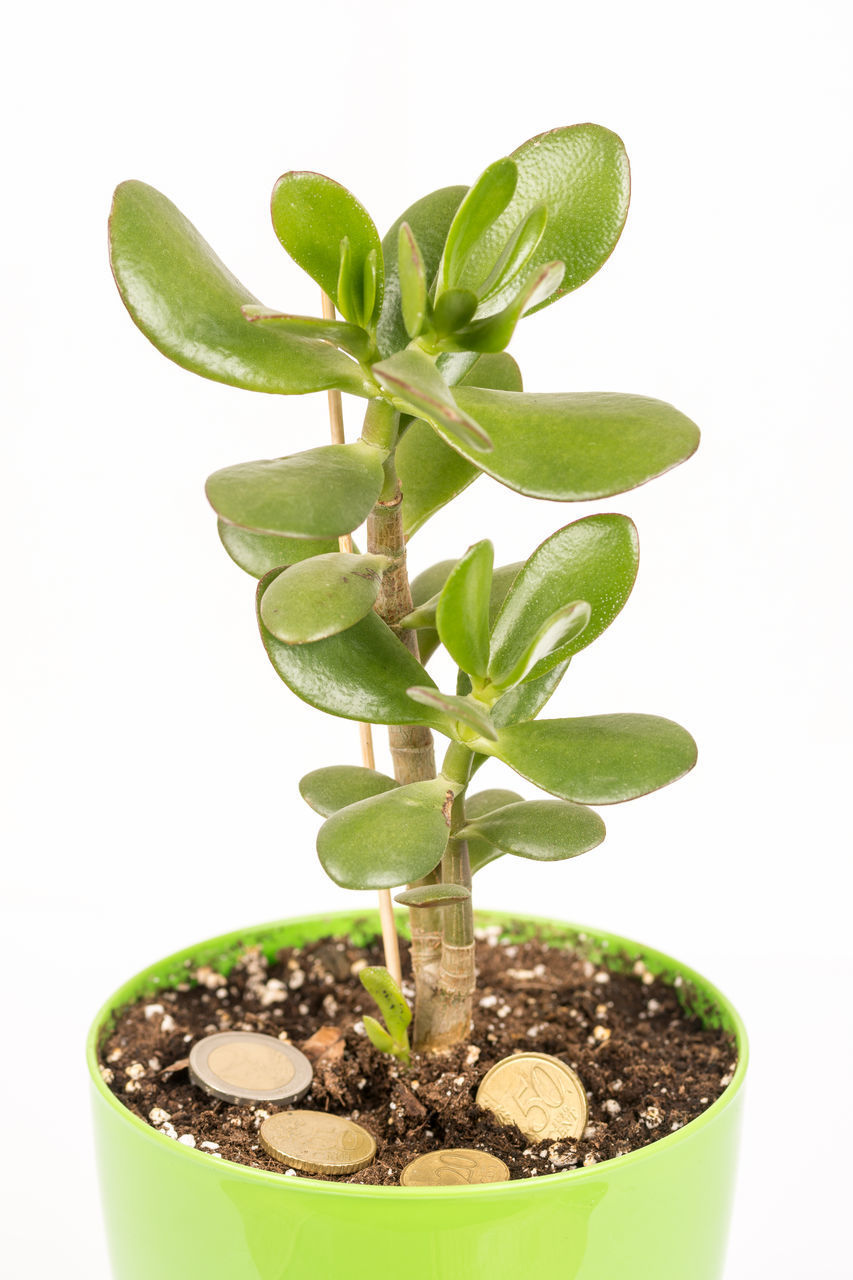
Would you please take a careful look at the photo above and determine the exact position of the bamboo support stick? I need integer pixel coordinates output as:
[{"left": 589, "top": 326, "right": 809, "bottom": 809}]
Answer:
[{"left": 320, "top": 291, "right": 402, "bottom": 987}]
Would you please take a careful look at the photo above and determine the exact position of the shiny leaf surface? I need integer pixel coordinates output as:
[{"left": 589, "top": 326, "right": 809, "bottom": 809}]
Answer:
[
  {"left": 206, "top": 441, "right": 385, "bottom": 539},
  {"left": 270, "top": 171, "right": 383, "bottom": 325},
  {"left": 457, "top": 125, "right": 630, "bottom": 316},
  {"left": 405, "top": 557, "right": 523, "bottom": 666},
  {"left": 406, "top": 686, "right": 498, "bottom": 741},
  {"left": 438, "top": 158, "right": 518, "bottom": 292},
  {"left": 447, "top": 389, "right": 700, "bottom": 500},
  {"left": 482, "top": 715, "right": 698, "bottom": 804},
  {"left": 216, "top": 520, "right": 338, "bottom": 579},
  {"left": 463, "top": 788, "right": 524, "bottom": 873},
  {"left": 436, "top": 540, "right": 494, "bottom": 677},
  {"left": 492, "top": 602, "right": 590, "bottom": 689},
  {"left": 259, "top": 573, "right": 444, "bottom": 726},
  {"left": 491, "top": 659, "right": 571, "bottom": 727},
  {"left": 299, "top": 765, "right": 398, "bottom": 817},
  {"left": 109, "top": 181, "right": 370, "bottom": 396},
  {"left": 241, "top": 307, "right": 373, "bottom": 360},
  {"left": 489, "top": 515, "right": 638, "bottom": 687},
  {"left": 398, "top": 223, "right": 428, "bottom": 339},
  {"left": 372, "top": 350, "right": 492, "bottom": 454},
  {"left": 377, "top": 185, "right": 467, "bottom": 357},
  {"left": 449, "top": 260, "right": 564, "bottom": 353},
  {"left": 398, "top": 352, "right": 522, "bottom": 537},
  {"left": 477, "top": 203, "right": 547, "bottom": 302},
  {"left": 460, "top": 798, "right": 605, "bottom": 861},
  {"left": 316, "top": 777, "right": 456, "bottom": 888},
  {"left": 259, "top": 552, "right": 391, "bottom": 644}
]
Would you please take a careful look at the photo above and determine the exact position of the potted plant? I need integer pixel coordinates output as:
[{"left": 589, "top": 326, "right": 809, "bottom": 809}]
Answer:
[{"left": 89, "top": 124, "right": 747, "bottom": 1279}]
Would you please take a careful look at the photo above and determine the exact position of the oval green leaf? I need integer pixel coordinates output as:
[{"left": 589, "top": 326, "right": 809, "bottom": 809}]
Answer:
[
  {"left": 445, "top": 389, "right": 700, "bottom": 501},
  {"left": 317, "top": 777, "right": 456, "bottom": 889},
  {"left": 460, "top": 798, "right": 605, "bottom": 861},
  {"left": 456, "top": 125, "right": 630, "bottom": 316},
  {"left": 259, "top": 552, "right": 391, "bottom": 644},
  {"left": 491, "top": 659, "right": 571, "bottom": 728},
  {"left": 438, "top": 157, "right": 518, "bottom": 293},
  {"left": 483, "top": 715, "right": 698, "bottom": 804},
  {"left": 436, "top": 540, "right": 494, "bottom": 678},
  {"left": 398, "top": 223, "right": 428, "bottom": 339},
  {"left": 206, "top": 440, "right": 385, "bottom": 539},
  {"left": 299, "top": 765, "right": 398, "bottom": 817},
  {"left": 270, "top": 172, "right": 384, "bottom": 325},
  {"left": 241, "top": 307, "right": 373, "bottom": 361},
  {"left": 492, "top": 602, "right": 590, "bottom": 690},
  {"left": 398, "top": 352, "right": 522, "bottom": 538},
  {"left": 109, "top": 181, "right": 372, "bottom": 397},
  {"left": 258, "top": 573, "right": 445, "bottom": 726},
  {"left": 216, "top": 520, "right": 339, "bottom": 579},
  {"left": 449, "top": 260, "right": 565, "bottom": 354},
  {"left": 489, "top": 515, "right": 638, "bottom": 689},
  {"left": 463, "top": 787, "right": 523, "bottom": 873}
]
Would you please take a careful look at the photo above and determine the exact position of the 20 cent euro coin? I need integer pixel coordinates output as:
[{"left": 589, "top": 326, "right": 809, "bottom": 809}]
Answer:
[{"left": 400, "top": 1149, "right": 510, "bottom": 1186}]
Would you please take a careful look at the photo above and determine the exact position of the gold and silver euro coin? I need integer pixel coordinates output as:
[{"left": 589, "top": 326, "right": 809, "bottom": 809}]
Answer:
[{"left": 188, "top": 1031, "right": 313, "bottom": 1105}]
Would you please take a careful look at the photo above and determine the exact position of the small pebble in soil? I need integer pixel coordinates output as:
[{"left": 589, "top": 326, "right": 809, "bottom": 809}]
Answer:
[{"left": 100, "top": 931, "right": 736, "bottom": 1186}]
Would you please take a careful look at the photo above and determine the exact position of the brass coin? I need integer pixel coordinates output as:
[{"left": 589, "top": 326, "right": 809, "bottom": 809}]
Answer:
[
  {"left": 476, "top": 1052, "right": 588, "bottom": 1142},
  {"left": 188, "top": 1031, "right": 313, "bottom": 1105},
  {"left": 400, "top": 1149, "right": 510, "bottom": 1187},
  {"left": 259, "top": 1110, "right": 376, "bottom": 1175}
]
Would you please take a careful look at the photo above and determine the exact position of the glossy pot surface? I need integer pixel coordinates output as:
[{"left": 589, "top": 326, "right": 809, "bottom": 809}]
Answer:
[{"left": 88, "top": 911, "right": 747, "bottom": 1280}]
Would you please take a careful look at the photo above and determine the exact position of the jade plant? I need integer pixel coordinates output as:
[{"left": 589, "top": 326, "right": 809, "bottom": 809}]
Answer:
[{"left": 109, "top": 124, "right": 700, "bottom": 1055}]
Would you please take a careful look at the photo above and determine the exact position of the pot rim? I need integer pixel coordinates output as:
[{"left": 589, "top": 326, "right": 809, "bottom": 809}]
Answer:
[{"left": 87, "top": 908, "right": 748, "bottom": 1200}]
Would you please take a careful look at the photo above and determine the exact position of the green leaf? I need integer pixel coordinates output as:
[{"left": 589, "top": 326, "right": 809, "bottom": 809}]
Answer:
[
  {"left": 462, "top": 788, "right": 523, "bottom": 873},
  {"left": 491, "top": 660, "right": 571, "bottom": 728},
  {"left": 432, "top": 288, "right": 478, "bottom": 337},
  {"left": 109, "top": 181, "right": 371, "bottom": 397},
  {"left": 456, "top": 125, "right": 630, "bottom": 316},
  {"left": 398, "top": 353, "right": 522, "bottom": 538},
  {"left": 489, "top": 515, "right": 639, "bottom": 689},
  {"left": 394, "top": 884, "right": 471, "bottom": 908},
  {"left": 362, "top": 1016, "right": 396, "bottom": 1056},
  {"left": 447, "top": 389, "right": 700, "bottom": 500},
  {"left": 406, "top": 686, "right": 498, "bottom": 741},
  {"left": 491, "top": 602, "right": 590, "bottom": 689},
  {"left": 216, "top": 520, "right": 338, "bottom": 579},
  {"left": 438, "top": 157, "right": 518, "bottom": 293},
  {"left": 259, "top": 552, "right": 391, "bottom": 644},
  {"left": 372, "top": 350, "right": 493, "bottom": 455},
  {"left": 460, "top": 798, "right": 605, "bottom": 861},
  {"left": 448, "top": 261, "right": 565, "bottom": 354},
  {"left": 241, "top": 307, "right": 373, "bottom": 360},
  {"left": 317, "top": 777, "right": 457, "bottom": 888},
  {"left": 436, "top": 540, "right": 494, "bottom": 678},
  {"left": 398, "top": 223, "right": 428, "bottom": 339},
  {"left": 378, "top": 185, "right": 467, "bottom": 358},
  {"left": 270, "top": 171, "right": 384, "bottom": 325},
  {"left": 259, "top": 573, "right": 446, "bottom": 726},
  {"left": 359, "top": 967, "right": 412, "bottom": 1034},
  {"left": 482, "top": 715, "right": 698, "bottom": 804},
  {"left": 476, "top": 203, "right": 548, "bottom": 303},
  {"left": 404, "top": 557, "right": 523, "bottom": 666},
  {"left": 206, "top": 440, "right": 385, "bottom": 539},
  {"left": 299, "top": 765, "right": 398, "bottom": 817}
]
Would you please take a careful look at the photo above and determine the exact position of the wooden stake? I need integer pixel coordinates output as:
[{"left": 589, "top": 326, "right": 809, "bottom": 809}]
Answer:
[{"left": 321, "top": 292, "right": 402, "bottom": 987}]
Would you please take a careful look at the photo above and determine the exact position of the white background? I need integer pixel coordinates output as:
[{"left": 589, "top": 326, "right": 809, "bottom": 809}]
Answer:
[{"left": 2, "top": 1, "right": 850, "bottom": 1274}]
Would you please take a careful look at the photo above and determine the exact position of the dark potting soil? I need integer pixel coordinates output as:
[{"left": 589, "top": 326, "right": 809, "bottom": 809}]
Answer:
[{"left": 99, "top": 926, "right": 736, "bottom": 1184}]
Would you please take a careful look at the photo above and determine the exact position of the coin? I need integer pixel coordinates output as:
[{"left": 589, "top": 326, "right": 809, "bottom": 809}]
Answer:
[
  {"left": 188, "top": 1031, "right": 313, "bottom": 1105},
  {"left": 400, "top": 1149, "right": 510, "bottom": 1187},
  {"left": 259, "top": 1110, "right": 376, "bottom": 1175},
  {"left": 476, "top": 1052, "right": 588, "bottom": 1141}
]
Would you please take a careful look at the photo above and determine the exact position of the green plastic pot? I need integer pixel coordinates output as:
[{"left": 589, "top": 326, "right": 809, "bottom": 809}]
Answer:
[{"left": 88, "top": 910, "right": 747, "bottom": 1280}]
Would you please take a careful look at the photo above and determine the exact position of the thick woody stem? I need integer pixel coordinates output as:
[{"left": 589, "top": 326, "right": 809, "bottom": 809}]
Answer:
[{"left": 365, "top": 446, "right": 441, "bottom": 1046}]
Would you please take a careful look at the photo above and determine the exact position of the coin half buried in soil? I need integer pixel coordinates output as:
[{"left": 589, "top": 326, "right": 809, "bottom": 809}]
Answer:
[
  {"left": 188, "top": 1031, "right": 313, "bottom": 1105},
  {"left": 259, "top": 1110, "right": 376, "bottom": 1175},
  {"left": 476, "top": 1051, "right": 589, "bottom": 1141},
  {"left": 400, "top": 1149, "right": 510, "bottom": 1186}
]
